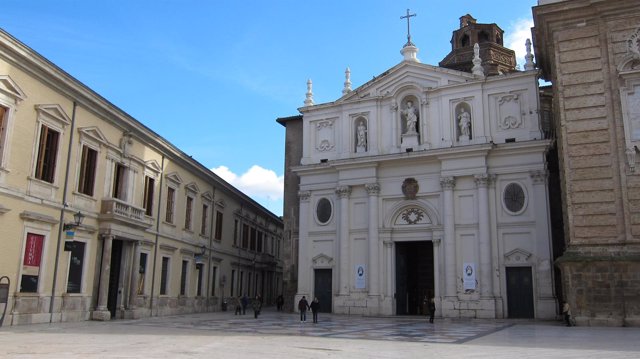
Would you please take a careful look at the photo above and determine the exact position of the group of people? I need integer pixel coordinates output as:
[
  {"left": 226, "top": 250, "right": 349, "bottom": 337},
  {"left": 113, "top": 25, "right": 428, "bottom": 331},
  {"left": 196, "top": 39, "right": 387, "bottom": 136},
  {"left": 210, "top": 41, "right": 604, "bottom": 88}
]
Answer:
[
  {"left": 232, "top": 294, "right": 262, "bottom": 318},
  {"left": 230, "top": 295, "right": 575, "bottom": 327}
]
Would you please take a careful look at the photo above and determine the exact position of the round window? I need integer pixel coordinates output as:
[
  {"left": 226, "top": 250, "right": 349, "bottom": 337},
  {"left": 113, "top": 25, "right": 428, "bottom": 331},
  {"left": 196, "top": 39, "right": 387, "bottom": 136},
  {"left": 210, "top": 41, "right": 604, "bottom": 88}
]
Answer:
[
  {"left": 503, "top": 183, "right": 526, "bottom": 214},
  {"left": 316, "top": 198, "right": 332, "bottom": 224}
]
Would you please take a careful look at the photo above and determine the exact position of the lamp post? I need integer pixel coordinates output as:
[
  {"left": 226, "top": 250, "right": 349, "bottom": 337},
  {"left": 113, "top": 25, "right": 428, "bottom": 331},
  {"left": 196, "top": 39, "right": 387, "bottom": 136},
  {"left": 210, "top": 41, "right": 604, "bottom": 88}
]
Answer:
[{"left": 63, "top": 211, "right": 84, "bottom": 251}]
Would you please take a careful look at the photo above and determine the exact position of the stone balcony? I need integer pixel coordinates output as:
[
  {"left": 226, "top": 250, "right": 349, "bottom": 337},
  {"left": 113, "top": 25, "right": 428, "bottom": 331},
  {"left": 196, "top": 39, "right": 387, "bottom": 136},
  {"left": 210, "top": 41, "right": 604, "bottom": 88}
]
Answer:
[{"left": 99, "top": 198, "right": 153, "bottom": 229}]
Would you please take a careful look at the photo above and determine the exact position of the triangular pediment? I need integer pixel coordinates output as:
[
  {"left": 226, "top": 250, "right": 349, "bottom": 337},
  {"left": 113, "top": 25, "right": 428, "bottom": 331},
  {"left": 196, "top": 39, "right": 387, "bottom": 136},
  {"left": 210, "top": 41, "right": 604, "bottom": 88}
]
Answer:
[
  {"left": 78, "top": 126, "right": 109, "bottom": 146},
  {"left": 201, "top": 191, "right": 213, "bottom": 202},
  {"left": 35, "top": 104, "right": 71, "bottom": 126},
  {"left": 165, "top": 172, "right": 183, "bottom": 185},
  {"left": 185, "top": 182, "right": 199, "bottom": 194},
  {"left": 337, "top": 61, "right": 476, "bottom": 104},
  {"left": 312, "top": 253, "right": 334, "bottom": 267},
  {"left": 145, "top": 159, "right": 162, "bottom": 173},
  {"left": 504, "top": 248, "right": 532, "bottom": 264},
  {"left": 0, "top": 75, "right": 27, "bottom": 104}
]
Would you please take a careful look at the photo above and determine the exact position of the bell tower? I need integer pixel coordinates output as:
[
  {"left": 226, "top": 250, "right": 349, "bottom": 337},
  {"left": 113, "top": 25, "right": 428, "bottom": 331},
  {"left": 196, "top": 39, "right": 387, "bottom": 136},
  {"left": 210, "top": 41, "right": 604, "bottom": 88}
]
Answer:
[{"left": 439, "top": 14, "right": 517, "bottom": 76}]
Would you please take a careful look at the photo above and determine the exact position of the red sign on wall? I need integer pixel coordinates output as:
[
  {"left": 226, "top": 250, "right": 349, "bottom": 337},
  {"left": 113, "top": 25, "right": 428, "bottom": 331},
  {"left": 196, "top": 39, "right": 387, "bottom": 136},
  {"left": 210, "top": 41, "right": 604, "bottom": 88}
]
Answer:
[{"left": 23, "top": 233, "right": 44, "bottom": 267}]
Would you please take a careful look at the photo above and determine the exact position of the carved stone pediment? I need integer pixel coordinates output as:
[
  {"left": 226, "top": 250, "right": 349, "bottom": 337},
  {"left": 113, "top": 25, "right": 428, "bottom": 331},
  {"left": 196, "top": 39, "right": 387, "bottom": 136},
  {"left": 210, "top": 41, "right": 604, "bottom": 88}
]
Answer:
[
  {"left": 0, "top": 75, "right": 27, "bottom": 104},
  {"left": 312, "top": 253, "right": 334, "bottom": 268},
  {"left": 504, "top": 248, "right": 532, "bottom": 264},
  {"left": 394, "top": 207, "right": 431, "bottom": 225}
]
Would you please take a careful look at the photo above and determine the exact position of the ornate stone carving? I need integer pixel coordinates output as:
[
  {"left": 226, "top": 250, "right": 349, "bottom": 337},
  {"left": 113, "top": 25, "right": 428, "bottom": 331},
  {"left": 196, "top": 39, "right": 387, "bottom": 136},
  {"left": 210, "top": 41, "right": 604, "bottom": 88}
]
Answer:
[
  {"left": 474, "top": 173, "right": 489, "bottom": 188},
  {"left": 401, "top": 178, "right": 419, "bottom": 199},
  {"left": 394, "top": 207, "right": 431, "bottom": 225},
  {"left": 365, "top": 183, "right": 380, "bottom": 195},
  {"left": 500, "top": 115, "right": 522, "bottom": 130},
  {"left": 298, "top": 191, "right": 311, "bottom": 202},
  {"left": 627, "top": 146, "right": 637, "bottom": 173},
  {"left": 315, "top": 119, "right": 335, "bottom": 152},
  {"left": 628, "top": 27, "right": 640, "bottom": 59},
  {"left": 440, "top": 176, "right": 456, "bottom": 190},
  {"left": 530, "top": 170, "right": 548, "bottom": 184},
  {"left": 335, "top": 186, "right": 351, "bottom": 198}
]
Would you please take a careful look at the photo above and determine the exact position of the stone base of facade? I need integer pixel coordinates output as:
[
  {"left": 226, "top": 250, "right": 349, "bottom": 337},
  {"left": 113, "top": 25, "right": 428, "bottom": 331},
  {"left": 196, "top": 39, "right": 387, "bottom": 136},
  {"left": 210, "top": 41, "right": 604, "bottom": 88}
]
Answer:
[
  {"left": 333, "top": 294, "right": 383, "bottom": 315},
  {"left": 441, "top": 296, "right": 497, "bottom": 319},
  {"left": 91, "top": 310, "right": 112, "bottom": 321},
  {"left": 557, "top": 247, "right": 640, "bottom": 327}
]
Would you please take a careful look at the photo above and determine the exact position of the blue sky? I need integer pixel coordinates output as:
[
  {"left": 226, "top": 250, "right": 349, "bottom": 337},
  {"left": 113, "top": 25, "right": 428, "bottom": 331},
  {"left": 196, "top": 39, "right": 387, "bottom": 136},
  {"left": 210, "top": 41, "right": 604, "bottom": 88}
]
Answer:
[{"left": 0, "top": 0, "right": 537, "bottom": 216}]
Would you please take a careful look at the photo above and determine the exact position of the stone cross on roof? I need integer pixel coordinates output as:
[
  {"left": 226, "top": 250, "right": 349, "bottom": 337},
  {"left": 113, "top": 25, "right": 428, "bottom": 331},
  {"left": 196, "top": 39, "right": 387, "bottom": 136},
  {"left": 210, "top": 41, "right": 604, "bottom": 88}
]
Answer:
[{"left": 400, "top": 9, "right": 417, "bottom": 47}]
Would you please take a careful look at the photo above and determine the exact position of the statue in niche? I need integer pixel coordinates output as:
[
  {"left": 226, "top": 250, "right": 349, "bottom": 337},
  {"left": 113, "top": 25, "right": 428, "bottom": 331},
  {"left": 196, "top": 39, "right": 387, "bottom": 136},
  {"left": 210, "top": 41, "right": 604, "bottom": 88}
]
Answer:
[
  {"left": 356, "top": 120, "right": 367, "bottom": 152},
  {"left": 458, "top": 108, "right": 471, "bottom": 137},
  {"left": 402, "top": 100, "right": 418, "bottom": 134}
]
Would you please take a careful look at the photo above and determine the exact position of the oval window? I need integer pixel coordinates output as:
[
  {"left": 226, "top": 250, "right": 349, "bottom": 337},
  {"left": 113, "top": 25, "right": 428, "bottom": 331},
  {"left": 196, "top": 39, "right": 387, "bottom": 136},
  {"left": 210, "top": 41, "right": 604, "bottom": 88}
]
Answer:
[
  {"left": 316, "top": 198, "right": 332, "bottom": 224},
  {"left": 503, "top": 183, "right": 526, "bottom": 214}
]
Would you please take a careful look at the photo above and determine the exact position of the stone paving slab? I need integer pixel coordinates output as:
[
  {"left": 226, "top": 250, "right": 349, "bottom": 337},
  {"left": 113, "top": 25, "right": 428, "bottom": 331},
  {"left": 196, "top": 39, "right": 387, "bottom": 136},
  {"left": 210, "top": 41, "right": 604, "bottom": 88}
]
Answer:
[{"left": 1, "top": 309, "right": 639, "bottom": 358}]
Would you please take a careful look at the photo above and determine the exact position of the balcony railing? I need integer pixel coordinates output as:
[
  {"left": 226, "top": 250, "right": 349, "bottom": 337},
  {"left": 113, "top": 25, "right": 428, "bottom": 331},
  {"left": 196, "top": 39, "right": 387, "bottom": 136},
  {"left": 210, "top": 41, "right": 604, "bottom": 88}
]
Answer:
[{"left": 100, "top": 198, "right": 153, "bottom": 228}]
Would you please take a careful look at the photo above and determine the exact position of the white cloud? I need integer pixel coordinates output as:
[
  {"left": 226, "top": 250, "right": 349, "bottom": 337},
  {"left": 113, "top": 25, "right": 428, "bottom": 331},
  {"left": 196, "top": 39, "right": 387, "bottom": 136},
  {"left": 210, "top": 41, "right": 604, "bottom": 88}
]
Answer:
[
  {"left": 505, "top": 18, "right": 534, "bottom": 70},
  {"left": 211, "top": 165, "right": 284, "bottom": 215}
]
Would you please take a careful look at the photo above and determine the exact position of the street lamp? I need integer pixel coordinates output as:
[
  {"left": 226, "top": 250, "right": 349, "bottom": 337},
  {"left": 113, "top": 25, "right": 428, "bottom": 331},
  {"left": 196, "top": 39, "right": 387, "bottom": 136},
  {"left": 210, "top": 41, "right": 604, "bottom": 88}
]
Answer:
[{"left": 63, "top": 211, "right": 85, "bottom": 231}]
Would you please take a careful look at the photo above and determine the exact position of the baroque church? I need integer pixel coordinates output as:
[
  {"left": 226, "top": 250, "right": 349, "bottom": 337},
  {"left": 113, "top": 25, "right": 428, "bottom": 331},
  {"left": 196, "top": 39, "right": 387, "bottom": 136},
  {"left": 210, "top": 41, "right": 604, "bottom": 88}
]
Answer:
[{"left": 279, "top": 14, "right": 557, "bottom": 319}]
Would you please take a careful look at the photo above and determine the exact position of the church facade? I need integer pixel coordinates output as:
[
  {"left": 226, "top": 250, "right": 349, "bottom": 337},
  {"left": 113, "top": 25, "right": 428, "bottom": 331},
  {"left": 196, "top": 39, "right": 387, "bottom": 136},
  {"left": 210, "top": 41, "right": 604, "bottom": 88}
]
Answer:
[{"left": 280, "top": 16, "right": 557, "bottom": 319}]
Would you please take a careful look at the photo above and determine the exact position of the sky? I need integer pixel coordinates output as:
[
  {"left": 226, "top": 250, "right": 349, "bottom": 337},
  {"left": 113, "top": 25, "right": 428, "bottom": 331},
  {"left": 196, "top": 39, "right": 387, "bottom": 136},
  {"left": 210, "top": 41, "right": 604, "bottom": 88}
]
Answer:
[{"left": 0, "top": 0, "right": 538, "bottom": 216}]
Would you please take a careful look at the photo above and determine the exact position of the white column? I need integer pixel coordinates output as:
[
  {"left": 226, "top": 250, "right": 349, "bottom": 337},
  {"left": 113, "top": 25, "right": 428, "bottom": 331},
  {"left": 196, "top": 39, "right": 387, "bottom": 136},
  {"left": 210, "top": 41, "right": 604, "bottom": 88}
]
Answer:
[
  {"left": 96, "top": 235, "right": 114, "bottom": 311},
  {"left": 297, "top": 191, "right": 311, "bottom": 295},
  {"left": 128, "top": 241, "right": 141, "bottom": 309},
  {"left": 384, "top": 241, "right": 393, "bottom": 298},
  {"left": 336, "top": 185, "right": 351, "bottom": 295},
  {"left": 475, "top": 174, "right": 492, "bottom": 297},
  {"left": 365, "top": 183, "right": 380, "bottom": 296},
  {"left": 440, "top": 177, "right": 456, "bottom": 298}
]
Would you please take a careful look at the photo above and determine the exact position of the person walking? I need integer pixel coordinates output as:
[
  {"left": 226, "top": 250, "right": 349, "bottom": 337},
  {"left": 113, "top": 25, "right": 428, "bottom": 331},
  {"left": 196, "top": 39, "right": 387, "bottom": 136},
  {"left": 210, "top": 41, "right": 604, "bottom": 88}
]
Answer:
[
  {"left": 562, "top": 301, "right": 574, "bottom": 327},
  {"left": 428, "top": 298, "right": 436, "bottom": 324},
  {"left": 310, "top": 297, "right": 320, "bottom": 323},
  {"left": 298, "top": 296, "right": 310, "bottom": 323},
  {"left": 252, "top": 295, "right": 262, "bottom": 319},
  {"left": 276, "top": 294, "right": 284, "bottom": 311},
  {"left": 234, "top": 296, "right": 242, "bottom": 315},
  {"left": 241, "top": 294, "right": 248, "bottom": 315}
]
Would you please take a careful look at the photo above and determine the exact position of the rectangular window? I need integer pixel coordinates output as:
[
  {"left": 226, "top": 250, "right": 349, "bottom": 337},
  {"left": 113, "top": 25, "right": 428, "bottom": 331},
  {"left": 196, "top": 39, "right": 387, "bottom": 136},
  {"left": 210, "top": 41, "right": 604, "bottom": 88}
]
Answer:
[
  {"left": 233, "top": 220, "right": 238, "bottom": 246},
  {"left": 160, "top": 257, "right": 170, "bottom": 295},
  {"left": 242, "top": 224, "right": 249, "bottom": 248},
  {"left": 20, "top": 233, "right": 44, "bottom": 292},
  {"left": 0, "top": 106, "right": 7, "bottom": 159},
  {"left": 143, "top": 176, "right": 155, "bottom": 216},
  {"left": 34, "top": 124, "right": 59, "bottom": 183},
  {"left": 201, "top": 203, "right": 209, "bottom": 236},
  {"left": 66, "top": 241, "right": 86, "bottom": 293},
  {"left": 165, "top": 187, "right": 175, "bottom": 223},
  {"left": 211, "top": 266, "right": 217, "bottom": 297},
  {"left": 138, "top": 252, "right": 148, "bottom": 294},
  {"left": 239, "top": 271, "right": 244, "bottom": 297},
  {"left": 257, "top": 231, "right": 263, "bottom": 252},
  {"left": 195, "top": 263, "right": 203, "bottom": 296},
  {"left": 185, "top": 196, "right": 193, "bottom": 230},
  {"left": 78, "top": 145, "right": 97, "bottom": 196},
  {"left": 250, "top": 228, "right": 256, "bottom": 251},
  {"left": 248, "top": 273, "right": 252, "bottom": 297},
  {"left": 112, "top": 163, "right": 127, "bottom": 200},
  {"left": 180, "top": 260, "right": 188, "bottom": 295},
  {"left": 214, "top": 211, "right": 223, "bottom": 240}
]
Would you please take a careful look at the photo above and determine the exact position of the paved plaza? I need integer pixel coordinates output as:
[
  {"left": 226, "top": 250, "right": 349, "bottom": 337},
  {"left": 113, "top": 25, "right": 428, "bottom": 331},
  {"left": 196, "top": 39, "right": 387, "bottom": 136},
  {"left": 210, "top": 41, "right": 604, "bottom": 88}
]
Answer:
[{"left": 1, "top": 308, "right": 639, "bottom": 358}]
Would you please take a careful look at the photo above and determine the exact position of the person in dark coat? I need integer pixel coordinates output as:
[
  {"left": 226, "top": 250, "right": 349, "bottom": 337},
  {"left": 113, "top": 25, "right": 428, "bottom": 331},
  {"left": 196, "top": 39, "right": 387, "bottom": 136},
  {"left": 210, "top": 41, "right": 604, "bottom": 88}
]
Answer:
[
  {"left": 241, "top": 294, "right": 249, "bottom": 315},
  {"left": 252, "top": 295, "right": 262, "bottom": 319},
  {"left": 298, "top": 296, "right": 310, "bottom": 323},
  {"left": 276, "top": 294, "right": 284, "bottom": 311},
  {"left": 428, "top": 298, "right": 436, "bottom": 323},
  {"left": 234, "top": 296, "right": 242, "bottom": 315},
  {"left": 310, "top": 297, "right": 320, "bottom": 323}
]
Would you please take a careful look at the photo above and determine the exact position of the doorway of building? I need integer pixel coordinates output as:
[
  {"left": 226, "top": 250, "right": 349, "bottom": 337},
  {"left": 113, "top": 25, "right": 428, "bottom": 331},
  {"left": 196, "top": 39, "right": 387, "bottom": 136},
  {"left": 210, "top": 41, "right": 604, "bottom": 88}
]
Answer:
[
  {"left": 107, "top": 239, "right": 123, "bottom": 318},
  {"left": 313, "top": 269, "right": 332, "bottom": 313},
  {"left": 506, "top": 266, "right": 534, "bottom": 318},
  {"left": 395, "top": 241, "right": 434, "bottom": 315}
]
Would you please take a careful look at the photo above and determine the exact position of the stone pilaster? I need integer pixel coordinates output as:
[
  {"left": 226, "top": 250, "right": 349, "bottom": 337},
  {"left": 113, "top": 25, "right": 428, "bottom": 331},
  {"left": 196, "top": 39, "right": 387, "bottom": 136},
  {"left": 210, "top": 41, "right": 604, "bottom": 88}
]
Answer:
[
  {"left": 475, "top": 174, "right": 492, "bottom": 297},
  {"left": 92, "top": 235, "right": 113, "bottom": 321},
  {"left": 440, "top": 176, "right": 456, "bottom": 298},
  {"left": 365, "top": 183, "right": 380, "bottom": 296},
  {"left": 336, "top": 185, "right": 351, "bottom": 295},
  {"left": 297, "top": 191, "right": 311, "bottom": 296}
]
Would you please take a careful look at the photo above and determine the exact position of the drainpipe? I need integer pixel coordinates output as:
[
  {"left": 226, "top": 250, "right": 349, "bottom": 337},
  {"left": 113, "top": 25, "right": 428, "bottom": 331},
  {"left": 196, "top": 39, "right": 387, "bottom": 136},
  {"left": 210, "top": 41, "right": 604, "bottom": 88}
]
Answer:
[
  {"left": 49, "top": 101, "right": 77, "bottom": 323},
  {"left": 149, "top": 155, "right": 165, "bottom": 316}
]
